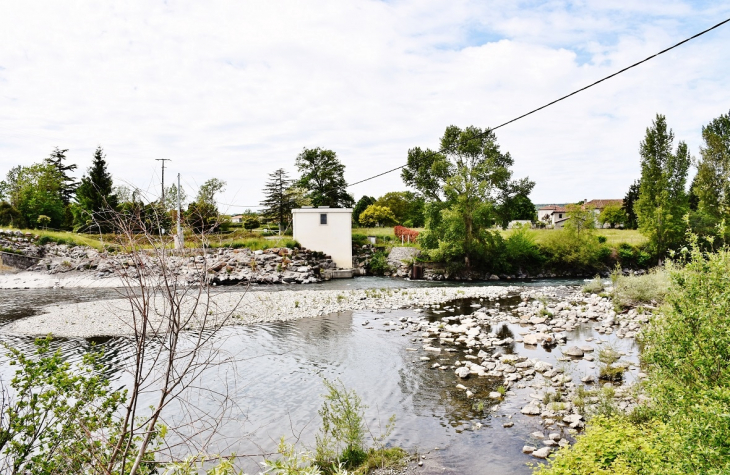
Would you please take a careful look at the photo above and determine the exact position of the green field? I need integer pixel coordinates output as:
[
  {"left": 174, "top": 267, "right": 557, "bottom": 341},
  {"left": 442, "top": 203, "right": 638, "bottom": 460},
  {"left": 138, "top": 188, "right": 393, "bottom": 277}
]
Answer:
[
  {"left": 354, "top": 226, "right": 647, "bottom": 247},
  {"left": 502, "top": 228, "right": 647, "bottom": 246}
]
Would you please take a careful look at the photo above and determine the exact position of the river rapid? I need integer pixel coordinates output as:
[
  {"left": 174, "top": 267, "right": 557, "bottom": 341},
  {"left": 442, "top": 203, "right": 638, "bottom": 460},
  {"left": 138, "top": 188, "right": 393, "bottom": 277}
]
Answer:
[{"left": 0, "top": 277, "right": 639, "bottom": 474}]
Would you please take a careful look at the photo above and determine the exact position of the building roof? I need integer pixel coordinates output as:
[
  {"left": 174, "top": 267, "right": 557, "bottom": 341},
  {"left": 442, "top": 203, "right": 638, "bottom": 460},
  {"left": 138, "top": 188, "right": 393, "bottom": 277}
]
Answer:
[{"left": 585, "top": 199, "right": 623, "bottom": 209}]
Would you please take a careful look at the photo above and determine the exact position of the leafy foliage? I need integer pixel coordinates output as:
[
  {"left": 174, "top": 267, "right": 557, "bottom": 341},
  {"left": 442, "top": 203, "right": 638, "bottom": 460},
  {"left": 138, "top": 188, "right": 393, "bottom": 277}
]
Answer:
[
  {"left": 598, "top": 204, "right": 627, "bottom": 229},
  {"left": 352, "top": 196, "right": 375, "bottom": 225},
  {"left": 635, "top": 114, "right": 690, "bottom": 257},
  {"left": 4, "top": 162, "right": 66, "bottom": 229},
  {"left": 374, "top": 191, "right": 425, "bottom": 227},
  {"left": 0, "top": 337, "right": 159, "bottom": 474},
  {"left": 315, "top": 380, "right": 368, "bottom": 470},
  {"left": 0, "top": 202, "right": 25, "bottom": 228},
  {"left": 405, "top": 125, "right": 534, "bottom": 269},
  {"left": 358, "top": 205, "right": 396, "bottom": 227},
  {"left": 296, "top": 148, "right": 354, "bottom": 208}
]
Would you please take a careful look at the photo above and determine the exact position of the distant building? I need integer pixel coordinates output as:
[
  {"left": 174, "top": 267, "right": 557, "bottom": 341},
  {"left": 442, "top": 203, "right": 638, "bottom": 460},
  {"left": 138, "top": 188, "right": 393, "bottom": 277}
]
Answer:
[
  {"left": 537, "top": 205, "right": 568, "bottom": 228},
  {"left": 230, "top": 215, "right": 243, "bottom": 223},
  {"left": 584, "top": 199, "right": 624, "bottom": 228},
  {"left": 292, "top": 207, "right": 353, "bottom": 268}
]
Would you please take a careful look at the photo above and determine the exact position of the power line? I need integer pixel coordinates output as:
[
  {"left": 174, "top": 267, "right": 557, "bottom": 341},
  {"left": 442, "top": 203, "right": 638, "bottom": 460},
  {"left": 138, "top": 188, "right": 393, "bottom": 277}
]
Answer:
[{"left": 348, "top": 16, "right": 730, "bottom": 187}]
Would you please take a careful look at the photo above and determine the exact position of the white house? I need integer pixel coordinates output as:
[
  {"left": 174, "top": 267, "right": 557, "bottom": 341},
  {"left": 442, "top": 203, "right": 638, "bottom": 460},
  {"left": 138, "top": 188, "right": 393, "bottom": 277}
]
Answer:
[
  {"left": 230, "top": 215, "right": 243, "bottom": 223},
  {"left": 292, "top": 207, "right": 353, "bottom": 269},
  {"left": 537, "top": 205, "right": 568, "bottom": 227}
]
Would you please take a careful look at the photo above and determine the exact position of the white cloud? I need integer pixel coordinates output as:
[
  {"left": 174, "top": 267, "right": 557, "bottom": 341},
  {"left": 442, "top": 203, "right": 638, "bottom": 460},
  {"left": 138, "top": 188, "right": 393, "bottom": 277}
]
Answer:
[{"left": 0, "top": 0, "right": 729, "bottom": 209}]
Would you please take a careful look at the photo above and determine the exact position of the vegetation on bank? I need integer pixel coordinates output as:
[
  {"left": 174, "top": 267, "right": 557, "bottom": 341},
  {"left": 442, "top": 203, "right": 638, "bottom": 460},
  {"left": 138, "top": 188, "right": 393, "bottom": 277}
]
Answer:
[{"left": 536, "top": 238, "right": 730, "bottom": 474}]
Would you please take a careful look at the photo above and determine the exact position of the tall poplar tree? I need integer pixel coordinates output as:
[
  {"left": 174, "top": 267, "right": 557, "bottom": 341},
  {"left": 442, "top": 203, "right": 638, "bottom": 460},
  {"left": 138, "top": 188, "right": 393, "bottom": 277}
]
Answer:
[
  {"left": 694, "top": 110, "right": 730, "bottom": 223},
  {"left": 635, "top": 114, "right": 690, "bottom": 258}
]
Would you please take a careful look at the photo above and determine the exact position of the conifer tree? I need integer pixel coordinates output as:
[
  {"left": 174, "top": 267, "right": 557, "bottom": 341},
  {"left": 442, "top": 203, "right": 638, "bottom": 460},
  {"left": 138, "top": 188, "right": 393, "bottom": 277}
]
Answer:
[
  {"left": 74, "top": 146, "right": 118, "bottom": 231},
  {"left": 44, "top": 147, "right": 78, "bottom": 205},
  {"left": 260, "top": 168, "right": 295, "bottom": 233}
]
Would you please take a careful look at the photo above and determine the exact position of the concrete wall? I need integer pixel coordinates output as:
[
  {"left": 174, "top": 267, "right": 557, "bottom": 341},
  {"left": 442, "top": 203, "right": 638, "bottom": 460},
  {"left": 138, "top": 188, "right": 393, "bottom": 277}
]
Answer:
[
  {"left": 292, "top": 207, "right": 353, "bottom": 268},
  {"left": 0, "top": 252, "right": 40, "bottom": 270}
]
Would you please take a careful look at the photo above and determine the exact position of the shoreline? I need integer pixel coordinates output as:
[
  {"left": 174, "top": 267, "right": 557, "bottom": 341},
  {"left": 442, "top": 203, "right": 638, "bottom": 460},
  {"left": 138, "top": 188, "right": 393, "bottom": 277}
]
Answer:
[{"left": 1, "top": 285, "right": 534, "bottom": 338}]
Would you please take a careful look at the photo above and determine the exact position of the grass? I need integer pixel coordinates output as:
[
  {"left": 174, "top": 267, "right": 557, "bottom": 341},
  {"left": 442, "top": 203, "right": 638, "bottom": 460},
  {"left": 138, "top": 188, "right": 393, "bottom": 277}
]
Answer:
[
  {"left": 3, "top": 226, "right": 297, "bottom": 252},
  {"left": 5, "top": 227, "right": 109, "bottom": 249},
  {"left": 611, "top": 267, "right": 670, "bottom": 309},
  {"left": 582, "top": 275, "right": 605, "bottom": 294},
  {"left": 500, "top": 228, "right": 647, "bottom": 246}
]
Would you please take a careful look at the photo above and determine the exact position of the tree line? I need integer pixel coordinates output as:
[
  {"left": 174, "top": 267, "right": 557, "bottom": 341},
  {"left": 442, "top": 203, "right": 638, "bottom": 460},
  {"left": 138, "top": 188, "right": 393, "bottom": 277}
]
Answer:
[
  {"left": 621, "top": 110, "right": 730, "bottom": 260},
  {"left": 0, "top": 146, "right": 228, "bottom": 234}
]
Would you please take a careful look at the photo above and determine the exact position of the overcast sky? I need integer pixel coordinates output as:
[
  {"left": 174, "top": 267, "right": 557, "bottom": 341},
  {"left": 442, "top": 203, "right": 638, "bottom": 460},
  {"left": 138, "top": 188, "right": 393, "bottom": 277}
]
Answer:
[{"left": 1, "top": 1, "right": 729, "bottom": 211}]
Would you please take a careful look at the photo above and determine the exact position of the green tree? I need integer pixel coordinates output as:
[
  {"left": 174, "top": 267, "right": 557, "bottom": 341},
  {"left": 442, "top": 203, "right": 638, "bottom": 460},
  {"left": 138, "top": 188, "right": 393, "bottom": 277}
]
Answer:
[
  {"left": 358, "top": 204, "right": 396, "bottom": 227},
  {"left": 598, "top": 203, "right": 627, "bottom": 228},
  {"left": 195, "top": 178, "right": 226, "bottom": 207},
  {"left": 164, "top": 183, "right": 187, "bottom": 211},
  {"left": 635, "top": 114, "right": 690, "bottom": 258},
  {"left": 73, "top": 146, "right": 118, "bottom": 232},
  {"left": 295, "top": 147, "right": 354, "bottom": 208},
  {"left": 352, "top": 195, "right": 375, "bottom": 225},
  {"left": 693, "top": 110, "right": 730, "bottom": 226},
  {"left": 496, "top": 192, "right": 537, "bottom": 228},
  {"left": 44, "top": 147, "right": 78, "bottom": 205},
  {"left": 375, "top": 191, "right": 426, "bottom": 227},
  {"left": 260, "top": 168, "right": 296, "bottom": 233},
  {"left": 0, "top": 202, "right": 25, "bottom": 228},
  {"left": 403, "top": 125, "right": 534, "bottom": 268},
  {"left": 565, "top": 203, "right": 596, "bottom": 234},
  {"left": 7, "top": 163, "right": 66, "bottom": 229},
  {"left": 623, "top": 179, "right": 641, "bottom": 229}
]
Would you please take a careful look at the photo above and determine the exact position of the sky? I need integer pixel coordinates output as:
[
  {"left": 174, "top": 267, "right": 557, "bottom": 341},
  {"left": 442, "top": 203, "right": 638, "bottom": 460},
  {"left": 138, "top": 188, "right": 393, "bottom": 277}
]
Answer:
[{"left": 1, "top": 1, "right": 729, "bottom": 212}]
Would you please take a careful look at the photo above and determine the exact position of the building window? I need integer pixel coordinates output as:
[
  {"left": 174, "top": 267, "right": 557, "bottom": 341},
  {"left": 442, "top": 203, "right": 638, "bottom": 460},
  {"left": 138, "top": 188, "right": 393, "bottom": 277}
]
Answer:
[
  {"left": 558, "top": 214, "right": 562, "bottom": 219},
  {"left": 320, "top": 213, "right": 327, "bottom": 225}
]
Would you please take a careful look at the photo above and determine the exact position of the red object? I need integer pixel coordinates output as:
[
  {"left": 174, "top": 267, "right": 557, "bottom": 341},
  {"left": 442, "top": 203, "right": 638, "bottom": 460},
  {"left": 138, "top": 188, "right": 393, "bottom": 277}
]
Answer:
[{"left": 394, "top": 225, "right": 419, "bottom": 241}]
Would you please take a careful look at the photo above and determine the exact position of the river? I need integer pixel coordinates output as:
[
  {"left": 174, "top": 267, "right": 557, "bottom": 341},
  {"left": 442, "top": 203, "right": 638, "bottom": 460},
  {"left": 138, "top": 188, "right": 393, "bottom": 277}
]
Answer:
[{"left": 0, "top": 277, "right": 639, "bottom": 474}]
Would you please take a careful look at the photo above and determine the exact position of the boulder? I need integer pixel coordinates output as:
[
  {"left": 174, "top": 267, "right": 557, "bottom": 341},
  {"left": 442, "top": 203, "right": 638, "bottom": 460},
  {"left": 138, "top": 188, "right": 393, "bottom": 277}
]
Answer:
[
  {"left": 521, "top": 404, "right": 541, "bottom": 415},
  {"left": 564, "top": 346, "right": 584, "bottom": 357},
  {"left": 455, "top": 367, "right": 470, "bottom": 379},
  {"left": 532, "top": 447, "right": 552, "bottom": 459}
]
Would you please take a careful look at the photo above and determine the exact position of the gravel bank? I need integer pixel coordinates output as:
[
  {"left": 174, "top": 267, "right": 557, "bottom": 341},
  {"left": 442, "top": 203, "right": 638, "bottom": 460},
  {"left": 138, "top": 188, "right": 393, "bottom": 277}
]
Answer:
[{"left": 3, "top": 286, "right": 519, "bottom": 338}]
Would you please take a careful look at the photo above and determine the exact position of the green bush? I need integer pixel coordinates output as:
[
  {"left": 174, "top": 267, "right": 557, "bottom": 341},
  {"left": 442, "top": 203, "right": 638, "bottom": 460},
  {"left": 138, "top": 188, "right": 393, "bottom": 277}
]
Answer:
[
  {"left": 597, "top": 235, "right": 607, "bottom": 244},
  {"left": 351, "top": 233, "right": 368, "bottom": 247},
  {"left": 533, "top": 415, "right": 677, "bottom": 475},
  {"left": 539, "top": 230, "right": 610, "bottom": 271},
  {"left": 315, "top": 380, "right": 367, "bottom": 470},
  {"left": 367, "top": 251, "right": 391, "bottom": 275},
  {"left": 582, "top": 275, "right": 604, "bottom": 294},
  {"left": 504, "top": 226, "right": 543, "bottom": 272},
  {"left": 538, "top": 238, "right": 730, "bottom": 475},
  {"left": 611, "top": 267, "right": 669, "bottom": 309}
]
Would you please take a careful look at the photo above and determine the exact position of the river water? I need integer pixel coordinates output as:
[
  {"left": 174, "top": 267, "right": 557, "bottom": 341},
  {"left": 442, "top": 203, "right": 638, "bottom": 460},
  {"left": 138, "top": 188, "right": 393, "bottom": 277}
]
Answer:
[{"left": 0, "top": 277, "right": 639, "bottom": 474}]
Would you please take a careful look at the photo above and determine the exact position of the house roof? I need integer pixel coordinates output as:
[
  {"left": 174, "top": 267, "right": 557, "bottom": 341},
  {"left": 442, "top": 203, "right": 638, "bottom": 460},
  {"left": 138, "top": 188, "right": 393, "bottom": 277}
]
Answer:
[{"left": 585, "top": 199, "right": 623, "bottom": 209}]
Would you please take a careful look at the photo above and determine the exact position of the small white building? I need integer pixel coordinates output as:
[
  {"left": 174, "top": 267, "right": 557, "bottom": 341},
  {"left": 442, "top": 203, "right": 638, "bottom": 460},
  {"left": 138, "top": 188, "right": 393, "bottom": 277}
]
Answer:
[{"left": 292, "top": 207, "right": 353, "bottom": 269}]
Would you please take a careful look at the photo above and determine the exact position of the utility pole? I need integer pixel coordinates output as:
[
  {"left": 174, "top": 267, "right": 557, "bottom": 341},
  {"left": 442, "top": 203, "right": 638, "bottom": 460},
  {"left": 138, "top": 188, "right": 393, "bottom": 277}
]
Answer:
[
  {"left": 156, "top": 158, "right": 172, "bottom": 205},
  {"left": 176, "top": 173, "right": 184, "bottom": 249}
]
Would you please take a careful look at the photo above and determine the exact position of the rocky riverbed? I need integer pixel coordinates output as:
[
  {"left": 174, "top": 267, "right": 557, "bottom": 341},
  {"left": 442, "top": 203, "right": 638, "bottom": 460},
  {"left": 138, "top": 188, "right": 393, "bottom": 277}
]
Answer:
[
  {"left": 389, "top": 286, "right": 650, "bottom": 461},
  {"left": 3, "top": 285, "right": 519, "bottom": 338}
]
